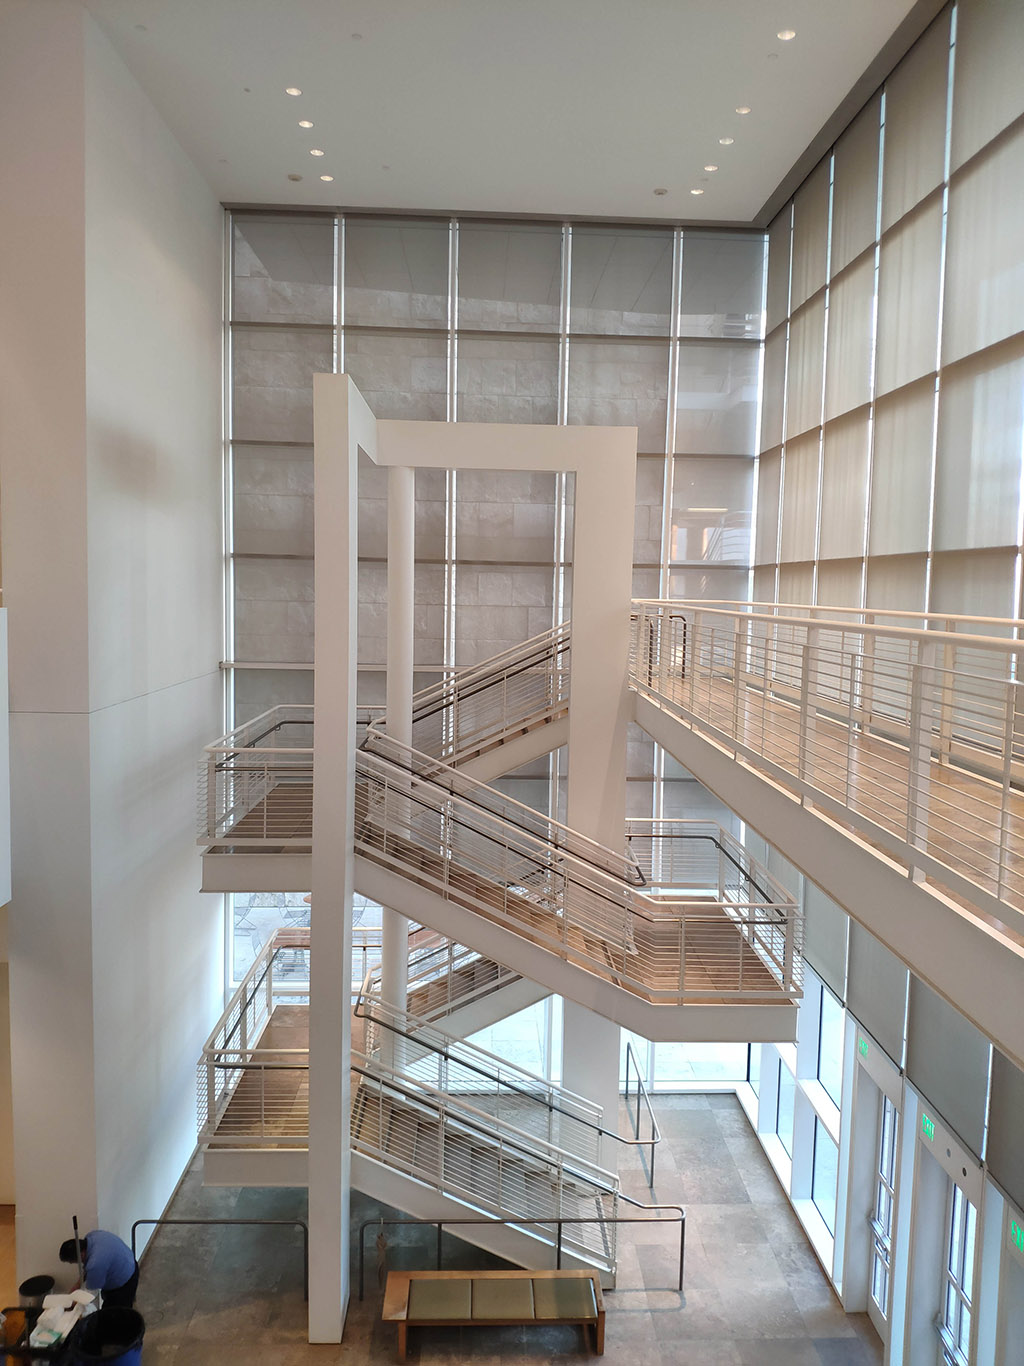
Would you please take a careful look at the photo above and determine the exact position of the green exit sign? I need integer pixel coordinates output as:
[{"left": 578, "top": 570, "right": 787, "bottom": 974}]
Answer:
[
  {"left": 922, "top": 1113, "right": 936, "bottom": 1141},
  {"left": 858, "top": 1037, "right": 869, "bottom": 1058},
  {"left": 1012, "top": 1219, "right": 1024, "bottom": 1254}
]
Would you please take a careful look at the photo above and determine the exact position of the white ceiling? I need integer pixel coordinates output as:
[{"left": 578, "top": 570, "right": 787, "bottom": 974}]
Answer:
[{"left": 85, "top": 0, "right": 927, "bottom": 224}]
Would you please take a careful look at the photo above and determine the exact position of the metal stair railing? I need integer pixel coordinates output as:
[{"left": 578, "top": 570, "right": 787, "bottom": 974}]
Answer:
[
  {"left": 630, "top": 598, "right": 1024, "bottom": 935},
  {"left": 375, "top": 622, "right": 571, "bottom": 765},
  {"left": 355, "top": 983, "right": 660, "bottom": 1183},
  {"left": 363, "top": 937, "right": 522, "bottom": 1025},
  {"left": 350, "top": 1054, "right": 619, "bottom": 1271},
  {"left": 355, "top": 739, "right": 803, "bottom": 1005}
]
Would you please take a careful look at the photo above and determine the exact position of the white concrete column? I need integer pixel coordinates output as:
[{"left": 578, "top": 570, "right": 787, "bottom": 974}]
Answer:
[
  {"left": 561, "top": 443, "right": 636, "bottom": 1141},
  {"left": 309, "top": 375, "right": 366, "bottom": 1340},
  {"left": 381, "top": 466, "right": 415, "bottom": 1017}
]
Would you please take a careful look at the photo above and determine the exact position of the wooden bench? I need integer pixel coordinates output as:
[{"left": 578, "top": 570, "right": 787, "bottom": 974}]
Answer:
[{"left": 382, "top": 1268, "right": 605, "bottom": 1360}]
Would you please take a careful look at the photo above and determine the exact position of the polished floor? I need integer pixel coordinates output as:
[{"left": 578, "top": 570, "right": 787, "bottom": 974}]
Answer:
[{"left": 139, "top": 1095, "right": 882, "bottom": 1364}]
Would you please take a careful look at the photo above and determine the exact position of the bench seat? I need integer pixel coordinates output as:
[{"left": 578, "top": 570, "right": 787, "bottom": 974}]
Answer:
[{"left": 382, "top": 1268, "right": 605, "bottom": 1360}]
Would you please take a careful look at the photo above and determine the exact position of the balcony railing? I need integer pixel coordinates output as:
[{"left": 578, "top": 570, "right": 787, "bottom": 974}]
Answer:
[{"left": 630, "top": 599, "right": 1024, "bottom": 934}]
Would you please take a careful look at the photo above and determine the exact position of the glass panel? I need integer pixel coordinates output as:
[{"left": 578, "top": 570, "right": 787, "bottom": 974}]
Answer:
[
  {"left": 232, "top": 892, "right": 311, "bottom": 982},
  {"left": 933, "top": 340, "right": 1024, "bottom": 552},
  {"left": 454, "top": 470, "right": 556, "bottom": 564},
  {"left": 468, "top": 999, "right": 549, "bottom": 1076},
  {"left": 869, "top": 380, "right": 936, "bottom": 557},
  {"left": 943, "top": 125, "right": 1024, "bottom": 365},
  {"left": 670, "top": 457, "right": 753, "bottom": 565},
  {"left": 876, "top": 198, "right": 943, "bottom": 396},
  {"left": 882, "top": 11, "right": 951, "bottom": 230},
  {"left": 344, "top": 331, "right": 447, "bottom": 420},
  {"left": 667, "top": 566, "right": 749, "bottom": 602},
  {"left": 950, "top": 0, "right": 1024, "bottom": 171},
  {"left": 761, "top": 325, "right": 787, "bottom": 452},
  {"left": 755, "top": 448, "right": 782, "bottom": 565},
  {"left": 765, "top": 208, "right": 792, "bottom": 334},
  {"left": 679, "top": 232, "right": 765, "bottom": 339},
  {"left": 820, "top": 410, "right": 869, "bottom": 560},
  {"left": 570, "top": 228, "right": 673, "bottom": 335},
  {"left": 234, "top": 558, "right": 313, "bottom": 664},
  {"left": 748, "top": 1042, "right": 761, "bottom": 1095},
  {"left": 824, "top": 252, "right": 875, "bottom": 421},
  {"left": 817, "top": 986, "right": 845, "bottom": 1107},
  {"left": 776, "top": 1061, "right": 796, "bottom": 1157},
  {"left": 567, "top": 338, "right": 670, "bottom": 453},
  {"left": 790, "top": 158, "right": 830, "bottom": 311},
  {"left": 457, "top": 221, "right": 562, "bottom": 332},
  {"left": 780, "top": 430, "right": 820, "bottom": 564},
  {"left": 633, "top": 456, "right": 665, "bottom": 567},
  {"left": 930, "top": 548, "right": 1018, "bottom": 621},
  {"left": 344, "top": 218, "right": 448, "bottom": 328},
  {"left": 233, "top": 215, "right": 335, "bottom": 324},
  {"left": 456, "top": 335, "right": 558, "bottom": 424},
  {"left": 812, "top": 1118, "right": 839, "bottom": 1235},
  {"left": 786, "top": 296, "right": 826, "bottom": 438},
  {"left": 675, "top": 343, "right": 760, "bottom": 455},
  {"left": 831, "top": 96, "right": 881, "bottom": 278},
  {"left": 232, "top": 326, "right": 333, "bottom": 444},
  {"left": 233, "top": 444, "right": 313, "bottom": 557},
  {"left": 816, "top": 558, "right": 861, "bottom": 610},
  {"left": 653, "top": 1041, "right": 748, "bottom": 1084}
]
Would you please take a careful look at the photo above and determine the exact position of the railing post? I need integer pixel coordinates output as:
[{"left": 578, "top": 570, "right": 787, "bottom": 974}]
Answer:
[
  {"left": 266, "top": 947, "right": 274, "bottom": 1018},
  {"left": 906, "top": 638, "right": 939, "bottom": 880},
  {"left": 205, "top": 1057, "right": 216, "bottom": 1133},
  {"left": 205, "top": 755, "right": 217, "bottom": 840},
  {"left": 797, "top": 625, "right": 819, "bottom": 789}
]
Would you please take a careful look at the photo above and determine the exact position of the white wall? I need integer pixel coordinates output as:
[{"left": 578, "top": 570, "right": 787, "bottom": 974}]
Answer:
[{"left": 0, "top": 0, "right": 224, "bottom": 1273}]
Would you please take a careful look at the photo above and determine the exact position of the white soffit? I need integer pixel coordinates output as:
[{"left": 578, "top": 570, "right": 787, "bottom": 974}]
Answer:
[{"left": 85, "top": 0, "right": 923, "bottom": 223}]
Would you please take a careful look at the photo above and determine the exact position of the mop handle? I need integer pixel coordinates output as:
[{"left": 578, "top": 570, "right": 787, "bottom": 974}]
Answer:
[{"left": 72, "top": 1214, "right": 85, "bottom": 1290}]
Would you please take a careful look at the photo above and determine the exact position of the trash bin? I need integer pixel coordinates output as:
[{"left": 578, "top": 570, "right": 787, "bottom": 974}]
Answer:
[
  {"left": 67, "top": 1308, "right": 144, "bottom": 1366},
  {"left": 17, "top": 1277, "right": 54, "bottom": 1309}
]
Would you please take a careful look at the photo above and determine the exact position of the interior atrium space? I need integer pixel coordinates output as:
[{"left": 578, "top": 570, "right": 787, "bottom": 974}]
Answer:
[{"left": 2, "top": 2, "right": 1024, "bottom": 1364}]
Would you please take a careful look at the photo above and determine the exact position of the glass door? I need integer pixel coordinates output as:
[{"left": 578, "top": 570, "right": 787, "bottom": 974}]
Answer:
[{"left": 868, "top": 1093, "right": 898, "bottom": 1338}]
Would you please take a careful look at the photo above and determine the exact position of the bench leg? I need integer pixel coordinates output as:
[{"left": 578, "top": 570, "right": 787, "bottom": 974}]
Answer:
[
  {"left": 397, "top": 1322, "right": 407, "bottom": 1362},
  {"left": 594, "top": 1310, "right": 605, "bottom": 1354}
]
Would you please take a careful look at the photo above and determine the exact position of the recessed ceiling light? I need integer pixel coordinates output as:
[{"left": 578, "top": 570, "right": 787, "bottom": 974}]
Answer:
[
  {"left": 690, "top": 188, "right": 704, "bottom": 196},
  {"left": 704, "top": 164, "right": 719, "bottom": 172},
  {"left": 310, "top": 148, "right": 325, "bottom": 156},
  {"left": 735, "top": 106, "right": 751, "bottom": 115},
  {"left": 299, "top": 119, "right": 314, "bottom": 129},
  {"left": 320, "top": 174, "right": 334, "bottom": 182},
  {"left": 285, "top": 87, "right": 302, "bottom": 96},
  {"left": 287, "top": 174, "right": 302, "bottom": 182},
  {"left": 653, "top": 187, "right": 668, "bottom": 196},
  {"left": 777, "top": 29, "right": 796, "bottom": 41},
  {"left": 719, "top": 137, "right": 734, "bottom": 146}
]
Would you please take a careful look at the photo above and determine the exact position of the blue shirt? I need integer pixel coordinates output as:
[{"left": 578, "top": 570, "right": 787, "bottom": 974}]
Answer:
[{"left": 83, "top": 1229, "right": 136, "bottom": 1292}]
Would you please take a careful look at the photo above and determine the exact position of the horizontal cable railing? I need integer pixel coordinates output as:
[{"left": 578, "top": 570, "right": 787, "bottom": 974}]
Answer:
[
  {"left": 384, "top": 622, "right": 571, "bottom": 765},
  {"left": 356, "top": 984, "right": 659, "bottom": 1182},
  {"left": 350, "top": 1054, "right": 619, "bottom": 1271},
  {"left": 630, "top": 600, "right": 1024, "bottom": 934},
  {"left": 356, "top": 738, "right": 802, "bottom": 1004},
  {"left": 363, "top": 937, "right": 522, "bottom": 1025}
]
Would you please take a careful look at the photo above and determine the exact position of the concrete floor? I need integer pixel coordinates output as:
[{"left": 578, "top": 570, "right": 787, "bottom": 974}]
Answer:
[{"left": 138, "top": 1095, "right": 882, "bottom": 1365}]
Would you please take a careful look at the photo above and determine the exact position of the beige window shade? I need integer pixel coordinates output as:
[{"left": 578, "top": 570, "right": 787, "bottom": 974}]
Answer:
[
  {"left": 790, "top": 158, "right": 830, "bottom": 312},
  {"left": 930, "top": 547, "right": 1018, "bottom": 619},
  {"left": 950, "top": 0, "right": 1024, "bottom": 173},
  {"left": 753, "top": 564, "right": 777, "bottom": 601},
  {"left": 881, "top": 9, "right": 951, "bottom": 231},
  {"left": 766, "top": 208, "right": 792, "bottom": 334},
  {"left": 816, "top": 558, "right": 863, "bottom": 610},
  {"left": 933, "top": 339, "right": 1024, "bottom": 551},
  {"left": 876, "top": 197, "right": 942, "bottom": 396},
  {"left": 824, "top": 253, "right": 875, "bottom": 421},
  {"left": 755, "top": 447, "right": 782, "bottom": 564},
  {"left": 780, "top": 429, "right": 821, "bottom": 563},
  {"left": 786, "top": 296, "right": 825, "bottom": 438},
  {"left": 778, "top": 560, "right": 814, "bottom": 604},
  {"left": 865, "top": 554, "right": 928, "bottom": 616},
  {"left": 846, "top": 923, "right": 907, "bottom": 1067},
  {"left": 943, "top": 124, "right": 1024, "bottom": 365},
  {"left": 802, "top": 884, "right": 848, "bottom": 998},
  {"left": 831, "top": 95, "right": 881, "bottom": 278},
  {"left": 869, "top": 380, "right": 936, "bottom": 557},
  {"left": 761, "top": 324, "right": 787, "bottom": 451},
  {"left": 820, "top": 410, "right": 869, "bottom": 560},
  {"left": 987, "top": 1051, "right": 1024, "bottom": 1214}
]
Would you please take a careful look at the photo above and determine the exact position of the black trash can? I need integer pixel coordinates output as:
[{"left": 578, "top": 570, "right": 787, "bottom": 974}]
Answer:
[
  {"left": 17, "top": 1275, "right": 54, "bottom": 1308},
  {"left": 67, "top": 1307, "right": 144, "bottom": 1365}
]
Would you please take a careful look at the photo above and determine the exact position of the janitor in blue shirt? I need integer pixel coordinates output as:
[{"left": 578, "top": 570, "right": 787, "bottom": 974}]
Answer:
[{"left": 59, "top": 1229, "right": 139, "bottom": 1308}]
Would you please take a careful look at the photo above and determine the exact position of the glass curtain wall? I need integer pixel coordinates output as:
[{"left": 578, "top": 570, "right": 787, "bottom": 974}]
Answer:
[
  {"left": 756, "top": 0, "right": 1024, "bottom": 626},
  {"left": 225, "top": 212, "right": 765, "bottom": 981}
]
